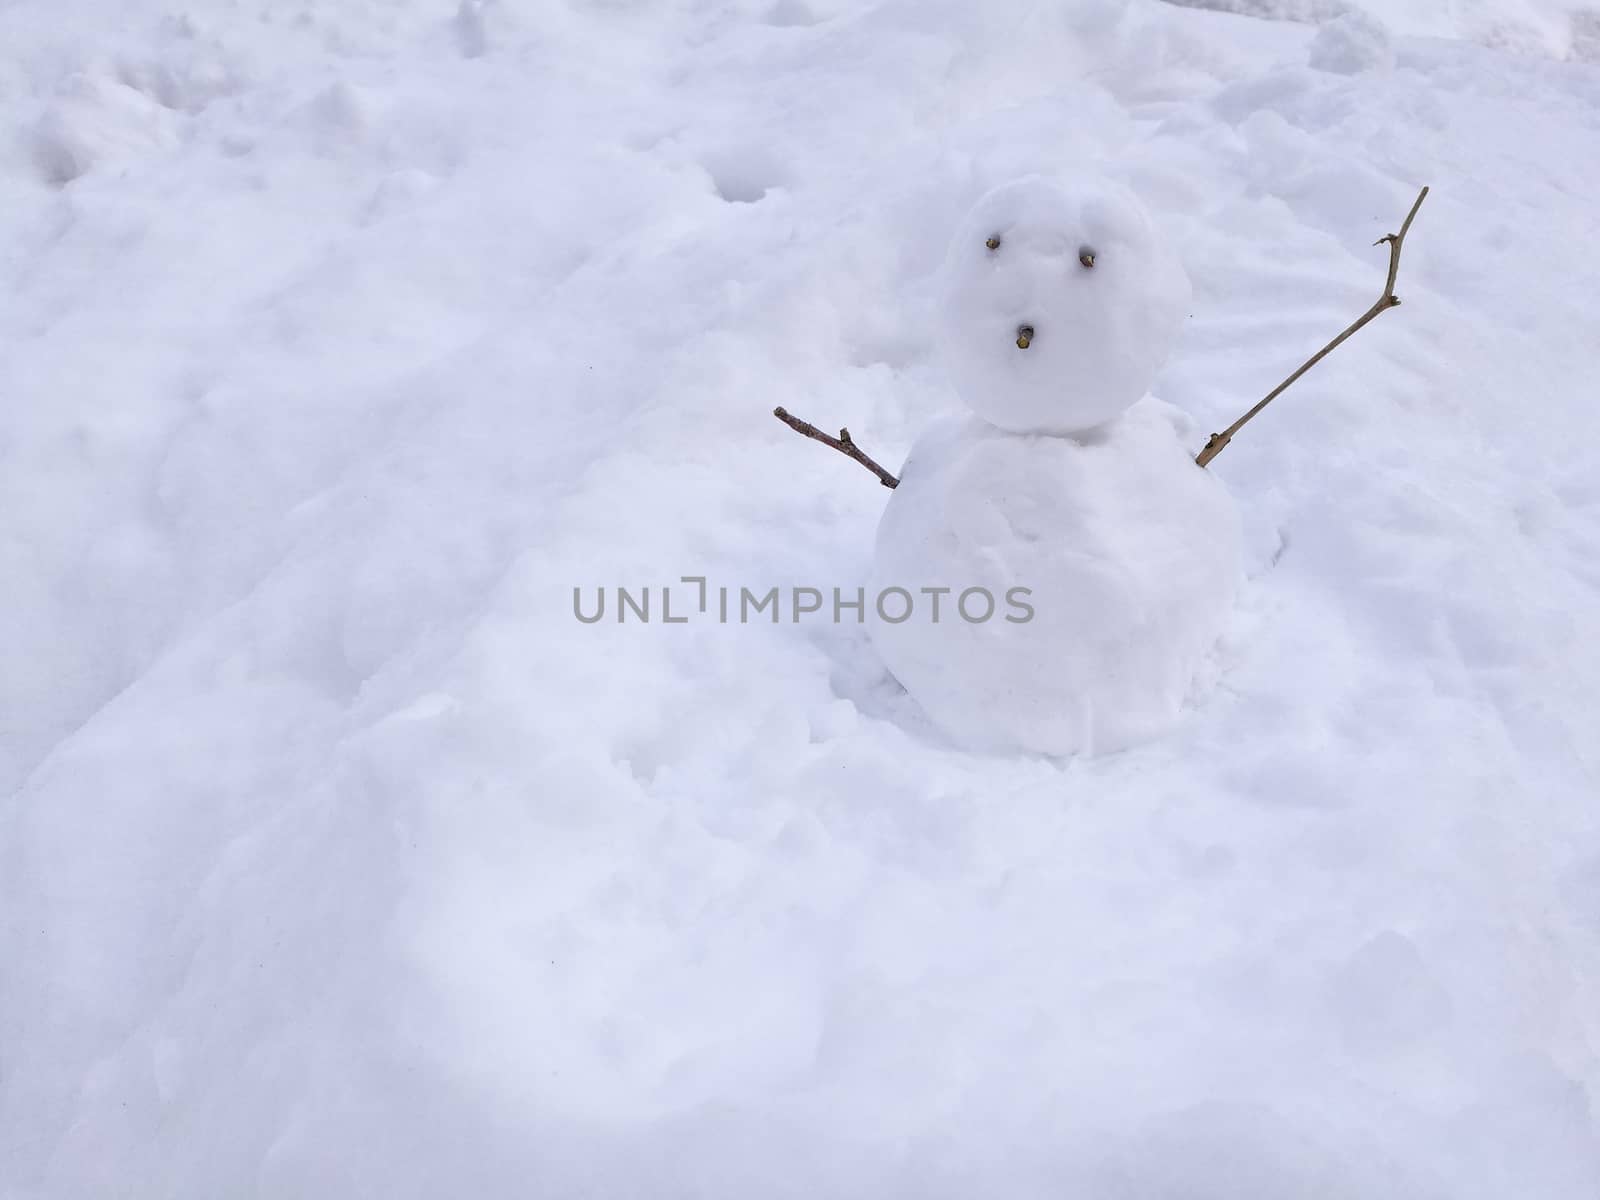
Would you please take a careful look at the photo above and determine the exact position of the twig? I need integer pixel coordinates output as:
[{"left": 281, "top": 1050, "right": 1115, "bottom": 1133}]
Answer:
[
  {"left": 1195, "top": 185, "right": 1429, "bottom": 469},
  {"left": 773, "top": 407, "right": 899, "bottom": 488}
]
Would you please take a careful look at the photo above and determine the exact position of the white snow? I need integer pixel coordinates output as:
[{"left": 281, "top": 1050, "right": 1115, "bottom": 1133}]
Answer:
[
  {"left": 869, "top": 400, "right": 1241, "bottom": 754},
  {"left": 1307, "top": 10, "right": 1396, "bottom": 74},
  {"left": 934, "top": 175, "right": 1192, "bottom": 434},
  {"left": 3, "top": 0, "right": 1600, "bottom": 1196}
]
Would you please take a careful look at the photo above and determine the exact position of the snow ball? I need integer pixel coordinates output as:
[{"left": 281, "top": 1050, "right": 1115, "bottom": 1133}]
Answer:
[
  {"left": 868, "top": 401, "right": 1240, "bottom": 756},
  {"left": 934, "top": 176, "right": 1191, "bottom": 435},
  {"left": 1308, "top": 12, "right": 1395, "bottom": 75}
]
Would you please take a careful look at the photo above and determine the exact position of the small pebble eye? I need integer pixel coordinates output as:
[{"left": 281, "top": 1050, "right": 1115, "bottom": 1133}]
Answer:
[
  {"left": 1079, "top": 247, "right": 1096, "bottom": 268},
  {"left": 985, "top": 235, "right": 1001, "bottom": 251}
]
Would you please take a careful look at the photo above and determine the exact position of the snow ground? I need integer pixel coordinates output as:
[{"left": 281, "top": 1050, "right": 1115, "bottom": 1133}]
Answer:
[{"left": 3, "top": 0, "right": 1600, "bottom": 1195}]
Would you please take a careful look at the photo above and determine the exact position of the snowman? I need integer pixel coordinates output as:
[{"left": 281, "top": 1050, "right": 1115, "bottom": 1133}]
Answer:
[
  {"left": 855, "top": 176, "right": 1241, "bottom": 755},
  {"left": 774, "top": 175, "right": 1238, "bottom": 755}
]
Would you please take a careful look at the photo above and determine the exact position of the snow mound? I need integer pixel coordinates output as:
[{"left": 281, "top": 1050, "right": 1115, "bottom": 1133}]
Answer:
[
  {"left": 31, "top": 72, "right": 180, "bottom": 184},
  {"left": 869, "top": 401, "right": 1241, "bottom": 755}
]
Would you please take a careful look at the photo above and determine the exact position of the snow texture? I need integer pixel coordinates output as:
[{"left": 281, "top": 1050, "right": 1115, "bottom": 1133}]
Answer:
[
  {"left": 934, "top": 176, "right": 1192, "bottom": 434},
  {"left": 869, "top": 401, "right": 1241, "bottom": 754},
  {"left": 1308, "top": 10, "right": 1396, "bottom": 74},
  {"left": 1167, "top": 0, "right": 1599, "bottom": 61},
  {"left": 3, "top": 0, "right": 1600, "bottom": 1197}
]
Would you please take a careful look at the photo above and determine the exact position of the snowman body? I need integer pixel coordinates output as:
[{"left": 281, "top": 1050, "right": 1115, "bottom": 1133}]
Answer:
[{"left": 869, "top": 177, "right": 1240, "bottom": 755}]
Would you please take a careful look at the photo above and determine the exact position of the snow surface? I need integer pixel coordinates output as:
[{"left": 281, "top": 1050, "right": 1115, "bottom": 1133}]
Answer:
[
  {"left": 869, "top": 401, "right": 1240, "bottom": 755},
  {"left": 4, "top": 0, "right": 1600, "bottom": 1196},
  {"left": 934, "top": 175, "right": 1191, "bottom": 433}
]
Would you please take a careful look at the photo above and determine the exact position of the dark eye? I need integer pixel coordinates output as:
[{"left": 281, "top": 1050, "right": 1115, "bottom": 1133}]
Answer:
[
  {"left": 985, "top": 235, "right": 1001, "bottom": 251},
  {"left": 1079, "top": 247, "right": 1096, "bottom": 268}
]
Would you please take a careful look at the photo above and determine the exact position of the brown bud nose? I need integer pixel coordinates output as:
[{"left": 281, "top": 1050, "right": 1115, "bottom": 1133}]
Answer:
[{"left": 1015, "top": 324, "right": 1034, "bottom": 350}]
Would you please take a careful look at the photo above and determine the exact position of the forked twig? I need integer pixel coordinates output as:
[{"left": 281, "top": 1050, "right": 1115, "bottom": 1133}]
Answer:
[
  {"left": 1195, "top": 185, "right": 1430, "bottom": 469},
  {"left": 773, "top": 406, "right": 899, "bottom": 488}
]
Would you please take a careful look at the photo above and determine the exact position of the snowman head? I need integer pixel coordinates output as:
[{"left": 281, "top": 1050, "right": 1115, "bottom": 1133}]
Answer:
[{"left": 935, "top": 176, "right": 1190, "bottom": 435}]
